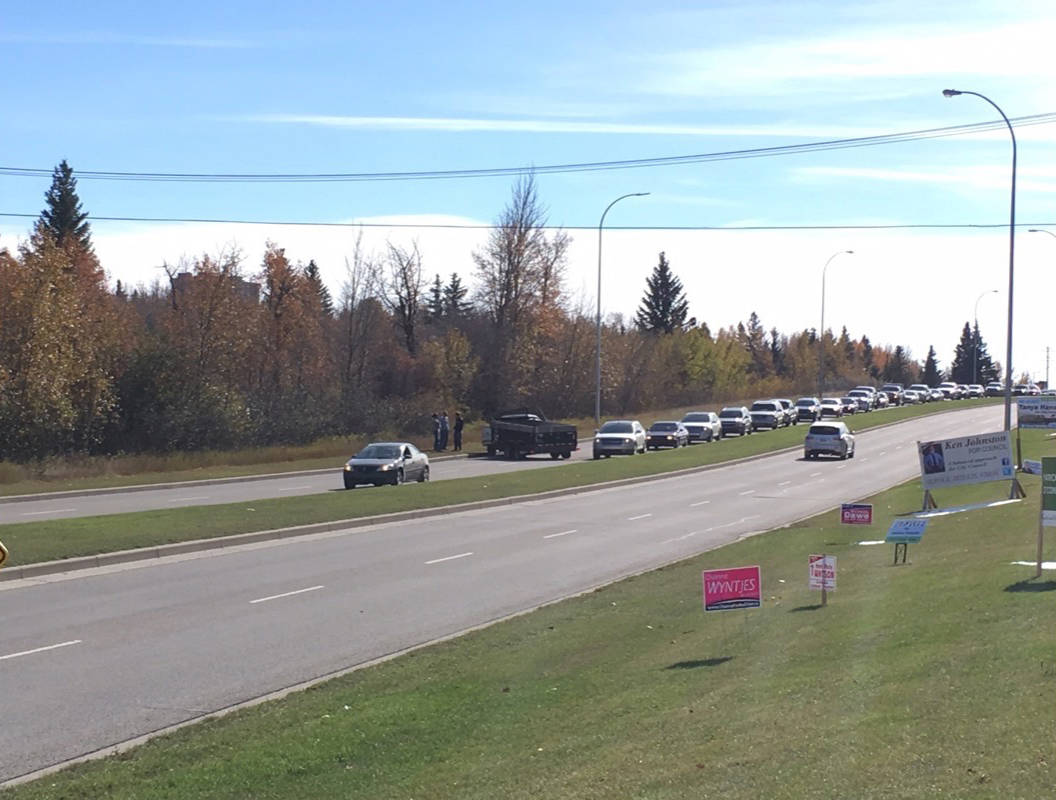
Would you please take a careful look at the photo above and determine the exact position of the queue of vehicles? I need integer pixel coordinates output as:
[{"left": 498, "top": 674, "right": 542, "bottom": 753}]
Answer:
[{"left": 342, "top": 382, "right": 1002, "bottom": 486}]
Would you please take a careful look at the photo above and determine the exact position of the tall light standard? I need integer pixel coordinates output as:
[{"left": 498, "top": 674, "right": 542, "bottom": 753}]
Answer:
[
  {"left": 973, "top": 289, "right": 998, "bottom": 384},
  {"left": 943, "top": 89, "right": 1017, "bottom": 431},
  {"left": 595, "top": 192, "right": 649, "bottom": 427},
  {"left": 818, "top": 250, "right": 854, "bottom": 397},
  {"left": 1029, "top": 228, "right": 1056, "bottom": 241}
]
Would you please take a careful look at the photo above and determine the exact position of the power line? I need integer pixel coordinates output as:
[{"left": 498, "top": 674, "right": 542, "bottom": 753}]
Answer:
[
  {"left": 2, "top": 211, "right": 1054, "bottom": 231},
  {"left": 2, "top": 113, "right": 1054, "bottom": 184}
]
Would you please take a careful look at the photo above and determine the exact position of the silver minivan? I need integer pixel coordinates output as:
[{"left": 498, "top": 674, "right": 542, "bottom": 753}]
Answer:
[{"left": 804, "top": 421, "right": 856, "bottom": 460}]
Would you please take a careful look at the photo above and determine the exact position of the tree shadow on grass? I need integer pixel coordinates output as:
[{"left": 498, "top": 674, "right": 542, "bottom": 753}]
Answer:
[
  {"left": 665, "top": 657, "right": 733, "bottom": 670},
  {"left": 789, "top": 604, "right": 824, "bottom": 612},
  {"left": 1004, "top": 579, "right": 1056, "bottom": 593}
]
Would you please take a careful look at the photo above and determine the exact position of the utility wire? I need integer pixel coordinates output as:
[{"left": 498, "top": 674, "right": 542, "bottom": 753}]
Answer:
[
  {"left": 1, "top": 113, "right": 1054, "bottom": 184},
  {"left": 1, "top": 211, "right": 1054, "bottom": 231}
]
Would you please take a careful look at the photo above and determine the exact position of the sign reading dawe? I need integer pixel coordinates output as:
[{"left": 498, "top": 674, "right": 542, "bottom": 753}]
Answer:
[
  {"left": 840, "top": 503, "right": 873, "bottom": 525},
  {"left": 702, "top": 566, "right": 761, "bottom": 612}
]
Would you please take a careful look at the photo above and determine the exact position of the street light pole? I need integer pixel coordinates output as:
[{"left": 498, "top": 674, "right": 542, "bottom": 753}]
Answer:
[
  {"left": 943, "top": 89, "right": 1017, "bottom": 431},
  {"left": 818, "top": 250, "right": 854, "bottom": 397},
  {"left": 973, "top": 289, "right": 998, "bottom": 385},
  {"left": 595, "top": 192, "right": 649, "bottom": 428}
]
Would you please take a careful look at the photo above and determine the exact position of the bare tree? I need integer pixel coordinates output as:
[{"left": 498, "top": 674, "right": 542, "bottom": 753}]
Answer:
[
  {"left": 381, "top": 240, "right": 424, "bottom": 356},
  {"left": 339, "top": 231, "right": 382, "bottom": 390}
]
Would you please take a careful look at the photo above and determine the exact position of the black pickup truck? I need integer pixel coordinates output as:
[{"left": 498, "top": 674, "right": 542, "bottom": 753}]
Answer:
[{"left": 482, "top": 410, "right": 577, "bottom": 460}]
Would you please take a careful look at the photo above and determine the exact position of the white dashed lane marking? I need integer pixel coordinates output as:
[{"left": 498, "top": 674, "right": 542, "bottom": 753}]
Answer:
[
  {"left": 0, "top": 640, "right": 82, "bottom": 662},
  {"left": 544, "top": 530, "right": 577, "bottom": 539},
  {"left": 249, "top": 585, "right": 324, "bottom": 604},
  {"left": 628, "top": 514, "right": 652, "bottom": 521},
  {"left": 689, "top": 500, "right": 711, "bottom": 507},
  {"left": 425, "top": 552, "right": 474, "bottom": 565},
  {"left": 739, "top": 489, "right": 755, "bottom": 496}
]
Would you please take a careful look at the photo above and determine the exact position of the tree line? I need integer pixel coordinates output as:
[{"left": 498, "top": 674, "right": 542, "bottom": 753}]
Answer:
[{"left": 0, "top": 164, "right": 997, "bottom": 462}]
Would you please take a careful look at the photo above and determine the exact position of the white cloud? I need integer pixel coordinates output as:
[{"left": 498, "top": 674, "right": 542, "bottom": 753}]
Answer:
[{"left": 793, "top": 165, "right": 1056, "bottom": 194}]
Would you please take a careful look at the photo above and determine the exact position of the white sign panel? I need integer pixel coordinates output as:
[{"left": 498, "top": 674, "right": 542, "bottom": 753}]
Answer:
[
  {"left": 808, "top": 554, "right": 836, "bottom": 591},
  {"left": 1017, "top": 397, "right": 1056, "bottom": 429},
  {"left": 917, "top": 431, "right": 1014, "bottom": 491}
]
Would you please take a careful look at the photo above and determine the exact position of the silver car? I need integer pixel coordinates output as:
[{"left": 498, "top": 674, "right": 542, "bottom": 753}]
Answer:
[
  {"left": 681, "top": 411, "right": 722, "bottom": 442},
  {"left": 593, "top": 420, "right": 647, "bottom": 458},
  {"left": 804, "top": 422, "right": 856, "bottom": 460},
  {"left": 344, "top": 442, "right": 430, "bottom": 488}
]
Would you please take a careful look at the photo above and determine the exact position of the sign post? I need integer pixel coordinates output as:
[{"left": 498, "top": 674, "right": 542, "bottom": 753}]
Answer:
[
  {"left": 808, "top": 554, "right": 836, "bottom": 606},
  {"left": 1039, "top": 457, "right": 1056, "bottom": 577},
  {"left": 886, "top": 518, "right": 928, "bottom": 565}
]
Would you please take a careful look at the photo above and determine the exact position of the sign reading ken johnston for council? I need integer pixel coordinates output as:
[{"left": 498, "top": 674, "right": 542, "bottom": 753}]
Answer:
[{"left": 917, "top": 431, "right": 1014, "bottom": 491}]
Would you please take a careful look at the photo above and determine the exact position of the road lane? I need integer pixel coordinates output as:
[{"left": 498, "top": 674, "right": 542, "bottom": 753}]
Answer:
[{"left": 0, "top": 405, "right": 1001, "bottom": 783}]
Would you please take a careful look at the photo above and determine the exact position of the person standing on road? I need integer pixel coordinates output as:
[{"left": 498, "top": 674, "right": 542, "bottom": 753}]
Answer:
[
  {"left": 439, "top": 411, "right": 450, "bottom": 451},
  {"left": 432, "top": 412, "right": 441, "bottom": 451},
  {"left": 453, "top": 411, "right": 464, "bottom": 451}
]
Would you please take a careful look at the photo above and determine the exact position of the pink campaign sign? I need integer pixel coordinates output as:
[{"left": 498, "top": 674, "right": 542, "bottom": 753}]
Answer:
[{"left": 702, "top": 566, "right": 762, "bottom": 612}]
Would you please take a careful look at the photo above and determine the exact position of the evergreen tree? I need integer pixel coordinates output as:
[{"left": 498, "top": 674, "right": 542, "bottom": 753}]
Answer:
[
  {"left": 973, "top": 322, "right": 998, "bottom": 383},
  {"left": 304, "top": 259, "right": 334, "bottom": 317},
  {"left": 769, "top": 327, "right": 786, "bottom": 376},
  {"left": 922, "top": 345, "right": 942, "bottom": 385},
  {"left": 39, "top": 160, "right": 93, "bottom": 251},
  {"left": 443, "top": 272, "right": 471, "bottom": 317},
  {"left": 634, "top": 252, "right": 689, "bottom": 334},
  {"left": 426, "top": 273, "right": 444, "bottom": 321},
  {"left": 949, "top": 322, "right": 975, "bottom": 384},
  {"left": 882, "top": 345, "right": 917, "bottom": 384},
  {"left": 737, "top": 311, "right": 773, "bottom": 377}
]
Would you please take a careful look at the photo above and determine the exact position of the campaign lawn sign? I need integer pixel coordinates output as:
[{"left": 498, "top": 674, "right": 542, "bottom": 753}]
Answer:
[
  {"left": 1043, "top": 458, "right": 1056, "bottom": 529},
  {"left": 1023, "top": 459, "right": 1043, "bottom": 476},
  {"left": 808, "top": 554, "right": 836, "bottom": 591},
  {"left": 917, "top": 431, "right": 1014, "bottom": 490},
  {"left": 1017, "top": 397, "right": 1056, "bottom": 429},
  {"left": 702, "top": 566, "right": 762, "bottom": 612},
  {"left": 886, "top": 518, "right": 928, "bottom": 543},
  {"left": 840, "top": 503, "right": 873, "bottom": 525}
]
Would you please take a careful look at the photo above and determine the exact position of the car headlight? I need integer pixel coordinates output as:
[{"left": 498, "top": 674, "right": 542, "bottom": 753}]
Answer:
[
  {"left": 344, "top": 464, "right": 352, "bottom": 471},
  {"left": 379, "top": 463, "right": 392, "bottom": 471}
]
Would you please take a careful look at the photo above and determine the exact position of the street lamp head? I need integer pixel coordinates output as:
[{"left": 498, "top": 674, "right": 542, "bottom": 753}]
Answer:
[
  {"left": 632, "top": 192, "right": 650, "bottom": 198},
  {"left": 845, "top": 250, "right": 854, "bottom": 254},
  {"left": 942, "top": 89, "right": 962, "bottom": 97}
]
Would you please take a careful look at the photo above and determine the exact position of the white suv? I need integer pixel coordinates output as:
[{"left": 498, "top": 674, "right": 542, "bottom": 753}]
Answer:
[{"left": 804, "top": 421, "right": 856, "bottom": 460}]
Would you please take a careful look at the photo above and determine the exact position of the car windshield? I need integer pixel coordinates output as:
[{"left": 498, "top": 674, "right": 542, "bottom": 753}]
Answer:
[
  {"left": 750, "top": 402, "right": 776, "bottom": 412},
  {"left": 682, "top": 413, "right": 710, "bottom": 422},
  {"left": 355, "top": 444, "right": 401, "bottom": 460},
  {"left": 848, "top": 391, "right": 866, "bottom": 397},
  {"left": 822, "top": 399, "right": 839, "bottom": 405},
  {"left": 719, "top": 410, "right": 742, "bottom": 418},
  {"left": 796, "top": 400, "right": 814, "bottom": 407},
  {"left": 649, "top": 422, "right": 677, "bottom": 431},
  {"left": 600, "top": 422, "right": 632, "bottom": 433},
  {"left": 809, "top": 425, "right": 840, "bottom": 435}
]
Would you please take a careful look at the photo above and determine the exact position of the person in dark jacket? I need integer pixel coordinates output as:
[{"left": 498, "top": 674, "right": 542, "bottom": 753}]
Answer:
[
  {"left": 453, "top": 411, "right": 464, "bottom": 451},
  {"left": 439, "top": 412, "right": 450, "bottom": 450},
  {"left": 432, "top": 413, "right": 441, "bottom": 451}
]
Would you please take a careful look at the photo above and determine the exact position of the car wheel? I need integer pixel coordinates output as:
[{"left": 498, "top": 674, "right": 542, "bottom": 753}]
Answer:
[
  {"left": 561, "top": 452, "right": 571, "bottom": 459},
  {"left": 849, "top": 449, "right": 855, "bottom": 459},
  {"left": 418, "top": 466, "right": 429, "bottom": 482},
  {"left": 839, "top": 450, "right": 848, "bottom": 460},
  {"left": 344, "top": 477, "right": 356, "bottom": 490},
  {"left": 394, "top": 469, "right": 404, "bottom": 485},
  {"left": 593, "top": 453, "right": 600, "bottom": 460}
]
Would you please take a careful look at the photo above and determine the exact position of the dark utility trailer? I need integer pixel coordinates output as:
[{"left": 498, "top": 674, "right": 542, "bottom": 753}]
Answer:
[{"left": 482, "top": 410, "right": 577, "bottom": 460}]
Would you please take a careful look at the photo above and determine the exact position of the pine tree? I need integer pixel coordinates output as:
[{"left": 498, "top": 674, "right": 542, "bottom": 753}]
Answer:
[
  {"left": 39, "top": 160, "right": 93, "bottom": 251},
  {"left": 426, "top": 273, "right": 444, "bottom": 321},
  {"left": 635, "top": 252, "right": 689, "bottom": 334},
  {"left": 922, "top": 345, "right": 942, "bottom": 385},
  {"left": 443, "top": 272, "right": 471, "bottom": 317},
  {"left": 769, "top": 327, "right": 786, "bottom": 376},
  {"left": 972, "top": 322, "right": 998, "bottom": 383},
  {"left": 949, "top": 322, "right": 975, "bottom": 384},
  {"left": 882, "top": 345, "right": 917, "bottom": 384},
  {"left": 304, "top": 259, "right": 334, "bottom": 317}
]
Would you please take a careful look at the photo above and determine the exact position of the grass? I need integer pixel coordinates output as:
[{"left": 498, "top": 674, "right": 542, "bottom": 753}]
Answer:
[
  {"left": 0, "top": 397, "right": 1000, "bottom": 497},
  {"left": 0, "top": 400, "right": 1000, "bottom": 567},
  {"left": 7, "top": 434, "right": 1054, "bottom": 798}
]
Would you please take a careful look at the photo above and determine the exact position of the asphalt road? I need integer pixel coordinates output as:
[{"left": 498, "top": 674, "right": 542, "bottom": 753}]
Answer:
[{"left": 0, "top": 405, "right": 1003, "bottom": 783}]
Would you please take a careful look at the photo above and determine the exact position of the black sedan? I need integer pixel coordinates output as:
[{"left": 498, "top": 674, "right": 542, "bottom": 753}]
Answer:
[
  {"left": 343, "top": 442, "right": 430, "bottom": 488},
  {"left": 647, "top": 421, "right": 689, "bottom": 449}
]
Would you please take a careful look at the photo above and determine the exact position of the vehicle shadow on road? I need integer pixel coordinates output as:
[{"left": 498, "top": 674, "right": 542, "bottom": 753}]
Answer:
[
  {"left": 665, "top": 657, "right": 733, "bottom": 670},
  {"left": 1004, "top": 578, "right": 1056, "bottom": 593},
  {"left": 788, "top": 604, "right": 825, "bottom": 612}
]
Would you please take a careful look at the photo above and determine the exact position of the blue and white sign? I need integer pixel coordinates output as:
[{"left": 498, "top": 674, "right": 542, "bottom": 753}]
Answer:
[
  {"left": 917, "top": 431, "right": 1014, "bottom": 490},
  {"left": 886, "top": 518, "right": 928, "bottom": 543}
]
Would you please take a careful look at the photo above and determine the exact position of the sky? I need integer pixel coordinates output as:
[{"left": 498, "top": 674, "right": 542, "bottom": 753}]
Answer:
[{"left": 2, "top": 0, "right": 1056, "bottom": 381}]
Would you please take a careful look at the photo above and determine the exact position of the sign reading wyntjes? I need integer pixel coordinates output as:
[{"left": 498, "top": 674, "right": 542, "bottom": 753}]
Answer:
[
  {"left": 917, "top": 431, "right": 1014, "bottom": 490},
  {"left": 1017, "top": 397, "right": 1056, "bottom": 429},
  {"left": 702, "top": 566, "right": 761, "bottom": 612},
  {"left": 1043, "top": 457, "right": 1056, "bottom": 529},
  {"left": 840, "top": 503, "right": 873, "bottom": 525}
]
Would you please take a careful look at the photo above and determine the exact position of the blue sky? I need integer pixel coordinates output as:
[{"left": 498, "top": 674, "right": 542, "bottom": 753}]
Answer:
[{"left": 3, "top": 0, "right": 1056, "bottom": 380}]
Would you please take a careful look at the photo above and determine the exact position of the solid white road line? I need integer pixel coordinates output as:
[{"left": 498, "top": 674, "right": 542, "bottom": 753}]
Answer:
[
  {"left": 20, "top": 508, "right": 77, "bottom": 516},
  {"left": 544, "top": 529, "right": 577, "bottom": 539},
  {"left": 249, "top": 585, "right": 324, "bottom": 604},
  {"left": 809, "top": 472, "right": 823, "bottom": 477},
  {"left": 739, "top": 489, "right": 755, "bottom": 496},
  {"left": 278, "top": 485, "right": 312, "bottom": 492},
  {"left": 166, "top": 496, "right": 210, "bottom": 503},
  {"left": 879, "top": 451, "right": 887, "bottom": 456},
  {"left": 0, "top": 639, "right": 82, "bottom": 662},
  {"left": 425, "top": 552, "right": 474, "bottom": 565},
  {"left": 661, "top": 530, "right": 702, "bottom": 544},
  {"left": 689, "top": 500, "right": 711, "bottom": 507},
  {"left": 778, "top": 480, "right": 792, "bottom": 487},
  {"left": 627, "top": 513, "right": 652, "bottom": 521}
]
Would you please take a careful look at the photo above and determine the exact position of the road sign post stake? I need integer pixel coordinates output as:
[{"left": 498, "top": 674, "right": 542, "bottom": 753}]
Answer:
[
  {"left": 922, "top": 490, "right": 938, "bottom": 511},
  {"left": 893, "top": 542, "right": 908, "bottom": 565}
]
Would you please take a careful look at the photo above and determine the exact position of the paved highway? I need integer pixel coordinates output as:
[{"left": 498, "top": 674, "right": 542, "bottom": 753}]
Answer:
[
  {"left": 0, "top": 405, "right": 1001, "bottom": 783},
  {"left": 0, "top": 446, "right": 598, "bottom": 523}
]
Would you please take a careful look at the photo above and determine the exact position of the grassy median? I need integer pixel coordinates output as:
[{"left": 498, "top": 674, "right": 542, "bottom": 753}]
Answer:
[
  {"left": 6, "top": 433, "right": 1053, "bottom": 798},
  {"left": 0, "top": 400, "right": 1002, "bottom": 567}
]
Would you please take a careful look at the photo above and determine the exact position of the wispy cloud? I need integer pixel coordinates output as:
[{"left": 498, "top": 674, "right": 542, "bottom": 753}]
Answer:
[
  {"left": 0, "top": 32, "right": 258, "bottom": 48},
  {"left": 793, "top": 165, "right": 1056, "bottom": 194},
  {"left": 246, "top": 113, "right": 908, "bottom": 139}
]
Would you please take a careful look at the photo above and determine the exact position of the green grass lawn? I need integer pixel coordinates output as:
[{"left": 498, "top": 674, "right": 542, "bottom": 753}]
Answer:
[
  {"left": 0, "top": 400, "right": 1001, "bottom": 567},
  {"left": 0, "top": 398, "right": 999, "bottom": 497},
  {"left": 6, "top": 433, "right": 1054, "bottom": 798}
]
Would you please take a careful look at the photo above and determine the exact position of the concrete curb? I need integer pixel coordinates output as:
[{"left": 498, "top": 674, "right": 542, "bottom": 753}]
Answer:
[
  {"left": 0, "top": 404, "right": 989, "bottom": 582},
  {"left": 0, "top": 452, "right": 471, "bottom": 505}
]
